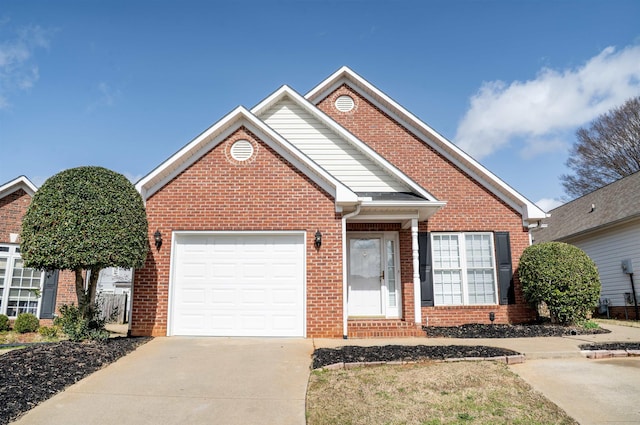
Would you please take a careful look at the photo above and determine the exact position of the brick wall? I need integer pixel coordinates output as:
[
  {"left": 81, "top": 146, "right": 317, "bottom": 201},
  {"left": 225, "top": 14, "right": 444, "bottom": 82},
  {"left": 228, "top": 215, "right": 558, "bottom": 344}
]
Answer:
[
  {"left": 0, "top": 189, "right": 30, "bottom": 243},
  {"left": 317, "top": 85, "right": 536, "bottom": 325},
  {"left": 131, "top": 127, "right": 344, "bottom": 337}
]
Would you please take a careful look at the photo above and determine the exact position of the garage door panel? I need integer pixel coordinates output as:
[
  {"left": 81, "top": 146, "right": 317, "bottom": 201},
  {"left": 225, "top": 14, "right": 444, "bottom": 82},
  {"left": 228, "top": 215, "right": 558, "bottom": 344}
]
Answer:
[{"left": 171, "top": 233, "right": 305, "bottom": 337}]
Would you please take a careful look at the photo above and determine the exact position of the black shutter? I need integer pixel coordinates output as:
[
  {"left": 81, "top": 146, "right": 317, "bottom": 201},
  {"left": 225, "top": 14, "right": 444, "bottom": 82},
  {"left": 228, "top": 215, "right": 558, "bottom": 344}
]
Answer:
[
  {"left": 39, "top": 270, "right": 59, "bottom": 319},
  {"left": 419, "top": 232, "right": 434, "bottom": 307},
  {"left": 495, "top": 232, "right": 515, "bottom": 305}
]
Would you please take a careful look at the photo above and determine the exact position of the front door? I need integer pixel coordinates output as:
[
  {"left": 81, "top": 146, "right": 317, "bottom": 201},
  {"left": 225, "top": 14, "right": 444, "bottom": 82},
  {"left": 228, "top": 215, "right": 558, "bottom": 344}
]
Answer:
[
  {"left": 348, "top": 237, "right": 383, "bottom": 316},
  {"left": 347, "top": 233, "right": 401, "bottom": 318}
]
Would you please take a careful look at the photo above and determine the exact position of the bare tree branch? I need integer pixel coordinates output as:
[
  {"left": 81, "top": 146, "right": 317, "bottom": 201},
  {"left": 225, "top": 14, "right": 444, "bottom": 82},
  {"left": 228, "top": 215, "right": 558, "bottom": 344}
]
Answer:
[{"left": 561, "top": 96, "right": 640, "bottom": 198}]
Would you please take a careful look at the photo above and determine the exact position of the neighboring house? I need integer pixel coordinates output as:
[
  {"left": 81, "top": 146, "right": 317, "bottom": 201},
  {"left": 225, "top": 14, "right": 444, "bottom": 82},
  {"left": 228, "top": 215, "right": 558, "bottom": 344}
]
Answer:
[
  {"left": 533, "top": 171, "right": 640, "bottom": 320},
  {"left": 0, "top": 176, "right": 75, "bottom": 322},
  {"left": 131, "top": 67, "right": 547, "bottom": 338}
]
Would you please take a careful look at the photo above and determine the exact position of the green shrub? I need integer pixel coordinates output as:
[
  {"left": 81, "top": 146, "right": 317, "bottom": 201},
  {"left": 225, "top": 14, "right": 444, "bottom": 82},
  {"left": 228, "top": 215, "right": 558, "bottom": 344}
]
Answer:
[
  {"left": 14, "top": 313, "right": 40, "bottom": 333},
  {"left": 54, "top": 304, "right": 109, "bottom": 342},
  {"left": 38, "top": 325, "right": 59, "bottom": 338},
  {"left": 519, "top": 242, "right": 601, "bottom": 325},
  {"left": 0, "top": 314, "right": 9, "bottom": 332}
]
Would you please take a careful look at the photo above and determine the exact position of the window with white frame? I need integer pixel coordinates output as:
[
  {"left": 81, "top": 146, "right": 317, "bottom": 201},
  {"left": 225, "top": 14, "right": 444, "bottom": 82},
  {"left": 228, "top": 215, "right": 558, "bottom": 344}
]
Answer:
[
  {"left": 0, "top": 245, "right": 43, "bottom": 317},
  {"left": 431, "top": 233, "right": 497, "bottom": 305}
]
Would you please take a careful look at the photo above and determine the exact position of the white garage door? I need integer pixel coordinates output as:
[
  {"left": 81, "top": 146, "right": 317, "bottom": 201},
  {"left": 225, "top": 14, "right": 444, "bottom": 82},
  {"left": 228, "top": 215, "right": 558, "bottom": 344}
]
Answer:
[{"left": 170, "top": 233, "right": 305, "bottom": 337}]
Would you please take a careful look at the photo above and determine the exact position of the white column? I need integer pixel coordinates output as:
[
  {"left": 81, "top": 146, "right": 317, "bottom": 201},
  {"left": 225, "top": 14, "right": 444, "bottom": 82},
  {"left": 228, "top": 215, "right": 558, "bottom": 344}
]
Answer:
[{"left": 412, "top": 218, "right": 421, "bottom": 324}]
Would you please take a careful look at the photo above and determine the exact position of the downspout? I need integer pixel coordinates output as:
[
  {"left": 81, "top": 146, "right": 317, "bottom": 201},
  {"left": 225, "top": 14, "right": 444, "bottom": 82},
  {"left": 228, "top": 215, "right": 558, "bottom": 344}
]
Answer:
[{"left": 342, "top": 204, "right": 361, "bottom": 339}]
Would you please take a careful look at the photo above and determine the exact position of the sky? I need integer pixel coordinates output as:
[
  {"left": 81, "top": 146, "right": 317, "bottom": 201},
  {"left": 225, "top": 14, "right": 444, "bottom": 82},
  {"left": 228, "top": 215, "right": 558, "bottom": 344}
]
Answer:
[{"left": 1, "top": 0, "right": 639, "bottom": 212}]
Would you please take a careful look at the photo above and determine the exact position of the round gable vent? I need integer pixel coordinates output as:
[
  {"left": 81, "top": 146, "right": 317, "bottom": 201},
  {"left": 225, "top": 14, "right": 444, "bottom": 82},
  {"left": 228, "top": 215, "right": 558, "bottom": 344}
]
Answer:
[
  {"left": 230, "top": 139, "right": 254, "bottom": 161},
  {"left": 335, "top": 95, "right": 355, "bottom": 112}
]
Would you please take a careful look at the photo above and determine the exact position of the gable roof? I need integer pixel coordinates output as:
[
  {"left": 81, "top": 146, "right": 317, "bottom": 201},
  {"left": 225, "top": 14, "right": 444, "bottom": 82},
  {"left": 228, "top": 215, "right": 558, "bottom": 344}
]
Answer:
[
  {"left": 251, "top": 85, "right": 438, "bottom": 201},
  {"left": 135, "top": 106, "right": 358, "bottom": 205},
  {"left": 0, "top": 176, "right": 37, "bottom": 199},
  {"left": 533, "top": 171, "right": 640, "bottom": 243},
  {"left": 305, "top": 66, "right": 547, "bottom": 224}
]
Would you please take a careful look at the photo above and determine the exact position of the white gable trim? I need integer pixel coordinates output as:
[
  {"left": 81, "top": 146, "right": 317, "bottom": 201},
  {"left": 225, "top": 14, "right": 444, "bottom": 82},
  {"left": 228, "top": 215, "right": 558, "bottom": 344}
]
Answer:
[
  {"left": 306, "top": 67, "right": 547, "bottom": 223},
  {"left": 136, "top": 106, "right": 358, "bottom": 205},
  {"left": 0, "top": 176, "right": 37, "bottom": 199},
  {"left": 252, "top": 85, "right": 439, "bottom": 202}
]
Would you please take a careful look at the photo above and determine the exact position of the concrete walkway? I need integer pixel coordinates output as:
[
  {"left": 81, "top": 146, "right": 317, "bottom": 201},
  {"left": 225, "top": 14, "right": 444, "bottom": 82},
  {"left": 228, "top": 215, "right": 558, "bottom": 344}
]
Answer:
[
  {"left": 10, "top": 323, "right": 640, "bottom": 425},
  {"left": 12, "top": 337, "right": 314, "bottom": 425}
]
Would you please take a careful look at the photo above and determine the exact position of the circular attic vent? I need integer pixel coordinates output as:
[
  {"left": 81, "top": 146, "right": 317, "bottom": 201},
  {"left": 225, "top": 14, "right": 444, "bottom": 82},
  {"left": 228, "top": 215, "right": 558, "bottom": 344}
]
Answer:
[
  {"left": 335, "top": 95, "right": 355, "bottom": 112},
  {"left": 230, "top": 139, "right": 254, "bottom": 161}
]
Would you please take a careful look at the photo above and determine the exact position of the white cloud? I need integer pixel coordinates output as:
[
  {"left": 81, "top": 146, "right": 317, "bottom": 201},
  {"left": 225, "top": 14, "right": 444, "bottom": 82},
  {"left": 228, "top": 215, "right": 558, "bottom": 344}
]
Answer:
[
  {"left": 535, "top": 197, "right": 563, "bottom": 212},
  {"left": 87, "top": 81, "right": 122, "bottom": 111},
  {"left": 455, "top": 45, "right": 640, "bottom": 160},
  {"left": 0, "top": 23, "right": 51, "bottom": 109}
]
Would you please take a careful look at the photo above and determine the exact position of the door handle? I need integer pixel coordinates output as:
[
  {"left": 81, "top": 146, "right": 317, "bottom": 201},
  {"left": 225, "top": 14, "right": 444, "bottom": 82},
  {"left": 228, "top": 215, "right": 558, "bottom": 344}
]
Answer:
[{"left": 380, "top": 270, "right": 384, "bottom": 280}]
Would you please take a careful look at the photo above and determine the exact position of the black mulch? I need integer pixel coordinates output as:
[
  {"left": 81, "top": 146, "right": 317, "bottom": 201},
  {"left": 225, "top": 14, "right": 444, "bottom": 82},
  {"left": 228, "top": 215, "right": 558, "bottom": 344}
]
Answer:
[
  {"left": 579, "top": 342, "right": 640, "bottom": 351},
  {"left": 312, "top": 344, "right": 518, "bottom": 369},
  {"left": 423, "top": 323, "right": 611, "bottom": 338},
  {"left": 0, "top": 337, "right": 151, "bottom": 425}
]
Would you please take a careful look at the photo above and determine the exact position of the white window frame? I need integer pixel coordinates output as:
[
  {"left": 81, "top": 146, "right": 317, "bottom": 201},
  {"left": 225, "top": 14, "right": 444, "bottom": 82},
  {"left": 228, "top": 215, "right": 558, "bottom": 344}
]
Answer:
[
  {"left": 430, "top": 232, "right": 498, "bottom": 306},
  {"left": 0, "top": 244, "right": 44, "bottom": 318}
]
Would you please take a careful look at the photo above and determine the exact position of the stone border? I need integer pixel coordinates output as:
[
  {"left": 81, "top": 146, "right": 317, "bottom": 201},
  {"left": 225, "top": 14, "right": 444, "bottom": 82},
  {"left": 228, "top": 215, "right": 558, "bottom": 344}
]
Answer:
[
  {"left": 581, "top": 349, "right": 640, "bottom": 359},
  {"left": 314, "top": 354, "right": 526, "bottom": 371}
]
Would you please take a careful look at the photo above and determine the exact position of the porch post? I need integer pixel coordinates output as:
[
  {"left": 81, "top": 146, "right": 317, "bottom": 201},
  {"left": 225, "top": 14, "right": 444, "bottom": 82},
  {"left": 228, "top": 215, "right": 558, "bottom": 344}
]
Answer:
[{"left": 412, "top": 218, "right": 421, "bottom": 324}]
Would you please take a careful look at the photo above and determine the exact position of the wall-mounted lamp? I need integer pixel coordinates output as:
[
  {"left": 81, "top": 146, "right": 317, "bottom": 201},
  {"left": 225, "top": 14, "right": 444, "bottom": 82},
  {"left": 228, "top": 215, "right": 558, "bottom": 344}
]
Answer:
[
  {"left": 314, "top": 230, "right": 322, "bottom": 249},
  {"left": 489, "top": 311, "right": 495, "bottom": 323},
  {"left": 154, "top": 230, "right": 163, "bottom": 250}
]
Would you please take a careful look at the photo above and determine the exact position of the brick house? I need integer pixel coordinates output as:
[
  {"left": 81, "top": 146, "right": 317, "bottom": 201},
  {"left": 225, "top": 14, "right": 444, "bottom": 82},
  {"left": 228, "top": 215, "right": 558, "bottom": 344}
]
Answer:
[
  {"left": 131, "top": 67, "right": 547, "bottom": 338},
  {"left": 0, "top": 176, "right": 78, "bottom": 322}
]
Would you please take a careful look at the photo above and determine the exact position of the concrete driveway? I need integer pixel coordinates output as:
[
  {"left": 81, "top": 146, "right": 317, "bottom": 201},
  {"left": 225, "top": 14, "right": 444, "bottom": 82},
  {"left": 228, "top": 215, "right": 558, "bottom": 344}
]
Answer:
[{"left": 12, "top": 337, "right": 314, "bottom": 425}]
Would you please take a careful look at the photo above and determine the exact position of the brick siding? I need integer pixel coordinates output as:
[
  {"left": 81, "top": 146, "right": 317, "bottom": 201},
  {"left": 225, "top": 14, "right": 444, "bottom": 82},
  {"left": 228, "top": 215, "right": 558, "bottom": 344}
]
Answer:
[
  {"left": 317, "top": 85, "right": 537, "bottom": 326},
  {"left": 131, "top": 127, "right": 344, "bottom": 337}
]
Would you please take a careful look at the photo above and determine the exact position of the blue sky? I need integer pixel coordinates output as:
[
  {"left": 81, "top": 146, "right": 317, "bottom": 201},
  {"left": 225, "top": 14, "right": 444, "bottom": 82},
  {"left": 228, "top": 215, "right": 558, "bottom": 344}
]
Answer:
[{"left": 1, "top": 0, "right": 639, "bottom": 211}]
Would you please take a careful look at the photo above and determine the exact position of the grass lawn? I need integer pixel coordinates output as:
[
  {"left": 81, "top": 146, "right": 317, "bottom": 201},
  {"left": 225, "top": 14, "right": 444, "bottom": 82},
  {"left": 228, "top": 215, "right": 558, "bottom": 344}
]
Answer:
[{"left": 307, "top": 361, "right": 577, "bottom": 425}]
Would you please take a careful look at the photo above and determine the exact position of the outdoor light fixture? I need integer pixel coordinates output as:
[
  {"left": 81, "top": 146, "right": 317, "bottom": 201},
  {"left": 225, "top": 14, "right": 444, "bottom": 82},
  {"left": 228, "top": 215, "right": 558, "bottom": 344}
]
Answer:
[
  {"left": 489, "top": 311, "right": 495, "bottom": 323},
  {"left": 314, "top": 230, "right": 322, "bottom": 249},
  {"left": 154, "top": 230, "right": 162, "bottom": 250}
]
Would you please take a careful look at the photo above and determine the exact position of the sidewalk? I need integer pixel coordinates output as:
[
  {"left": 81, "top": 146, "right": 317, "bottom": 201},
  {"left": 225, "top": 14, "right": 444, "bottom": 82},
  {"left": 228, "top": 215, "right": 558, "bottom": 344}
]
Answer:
[{"left": 313, "top": 323, "right": 640, "bottom": 359}]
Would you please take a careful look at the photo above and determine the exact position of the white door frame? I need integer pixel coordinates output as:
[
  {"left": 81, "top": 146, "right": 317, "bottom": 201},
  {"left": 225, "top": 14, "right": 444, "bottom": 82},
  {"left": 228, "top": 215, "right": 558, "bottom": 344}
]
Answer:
[{"left": 346, "top": 232, "right": 401, "bottom": 318}]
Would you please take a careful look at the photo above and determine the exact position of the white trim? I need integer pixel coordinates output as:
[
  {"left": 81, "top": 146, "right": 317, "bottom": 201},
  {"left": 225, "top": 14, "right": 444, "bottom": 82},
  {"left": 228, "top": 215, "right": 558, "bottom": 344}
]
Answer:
[
  {"left": 430, "top": 232, "right": 499, "bottom": 306},
  {"left": 168, "top": 230, "right": 307, "bottom": 337},
  {"left": 136, "top": 106, "right": 358, "bottom": 206},
  {"left": 252, "top": 86, "right": 439, "bottom": 202},
  {"left": 411, "top": 218, "right": 421, "bottom": 324},
  {"left": 0, "top": 176, "right": 37, "bottom": 199},
  {"left": 305, "top": 67, "right": 547, "bottom": 222},
  {"left": 0, "top": 244, "right": 44, "bottom": 318}
]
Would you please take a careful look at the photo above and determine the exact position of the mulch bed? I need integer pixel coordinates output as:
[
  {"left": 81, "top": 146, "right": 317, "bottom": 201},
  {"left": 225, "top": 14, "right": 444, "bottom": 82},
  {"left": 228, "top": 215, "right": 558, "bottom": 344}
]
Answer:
[
  {"left": 0, "top": 337, "right": 151, "bottom": 425},
  {"left": 312, "top": 344, "right": 518, "bottom": 369},
  {"left": 423, "top": 323, "right": 611, "bottom": 338},
  {"left": 579, "top": 342, "right": 640, "bottom": 351}
]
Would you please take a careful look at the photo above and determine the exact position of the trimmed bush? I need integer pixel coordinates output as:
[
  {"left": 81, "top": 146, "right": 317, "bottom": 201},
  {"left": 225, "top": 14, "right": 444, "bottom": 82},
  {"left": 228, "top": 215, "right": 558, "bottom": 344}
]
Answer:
[
  {"left": 519, "top": 242, "right": 601, "bottom": 325},
  {"left": 38, "top": 325, "right": 59, "bottom": 338},
  {"left": 14, "top": 313, "right": 40, "bottom": 333},
  {"left": 0, "top": 314, "right": 9, "bottom": 332},
  {"left": 54, "top": 304, "right": 109, "bottom": 342}
]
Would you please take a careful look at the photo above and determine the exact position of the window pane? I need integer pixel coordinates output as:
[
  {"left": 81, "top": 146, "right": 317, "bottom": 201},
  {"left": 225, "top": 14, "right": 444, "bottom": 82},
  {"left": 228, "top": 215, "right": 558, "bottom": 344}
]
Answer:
[
  {"left": 434, "top": 270, "right": 462, "bottom": 305},
  {"left": 465, "top": 234, "right": 493, "bottom": 268},
  {"left": 467, "top": 269, "right": 496, "bottom": 304},
  {"left": 386, "top": 240, "right": 396, "bottom": 307},
  {"left": 433, "top": 235, "right": 460, "bottom": 269},
  {"left": 8, "top": 258, "right": 42, "bottom": 317}
]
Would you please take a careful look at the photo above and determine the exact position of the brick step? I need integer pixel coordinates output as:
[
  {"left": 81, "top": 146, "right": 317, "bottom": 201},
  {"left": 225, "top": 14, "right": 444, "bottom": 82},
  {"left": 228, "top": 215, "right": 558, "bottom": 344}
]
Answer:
[{"left": 347, "top": 319, "right": 425, "bottom": 338}]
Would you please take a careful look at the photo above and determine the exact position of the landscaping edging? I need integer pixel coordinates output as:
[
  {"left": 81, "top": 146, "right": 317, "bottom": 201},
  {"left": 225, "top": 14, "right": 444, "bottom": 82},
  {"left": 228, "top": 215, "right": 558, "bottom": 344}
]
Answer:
[
  {"left": 581, "top": 349, "right": 640, "bottom": 359},
  {"left": 314, "top": 354, "right": 526, "bottom": 371}
]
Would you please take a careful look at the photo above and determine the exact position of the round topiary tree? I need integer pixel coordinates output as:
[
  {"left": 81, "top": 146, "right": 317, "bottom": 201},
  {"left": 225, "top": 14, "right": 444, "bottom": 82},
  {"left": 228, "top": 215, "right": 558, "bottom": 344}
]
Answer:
[
  {"left": 519, "top": 242, "right": 601, "bottom": 325},
  {"left": 20, "top": 166, "right": 149, "bottom": 318}
]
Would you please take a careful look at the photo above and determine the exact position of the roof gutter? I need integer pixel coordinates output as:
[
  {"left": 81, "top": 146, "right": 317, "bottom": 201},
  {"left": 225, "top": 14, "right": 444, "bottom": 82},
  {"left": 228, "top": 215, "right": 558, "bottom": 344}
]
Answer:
[{"left": 341, "top": 203, "right": 361, "bottom": 339}]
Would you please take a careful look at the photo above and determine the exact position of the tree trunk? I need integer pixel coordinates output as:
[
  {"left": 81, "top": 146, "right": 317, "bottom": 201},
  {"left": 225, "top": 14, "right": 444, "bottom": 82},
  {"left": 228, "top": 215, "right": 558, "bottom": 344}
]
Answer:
[
  {"left": 74, "top": 268, "right": 89, "bottom": 317},
  {"left": 87, "top": 267, "right": 101, "bottom": 315}
]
